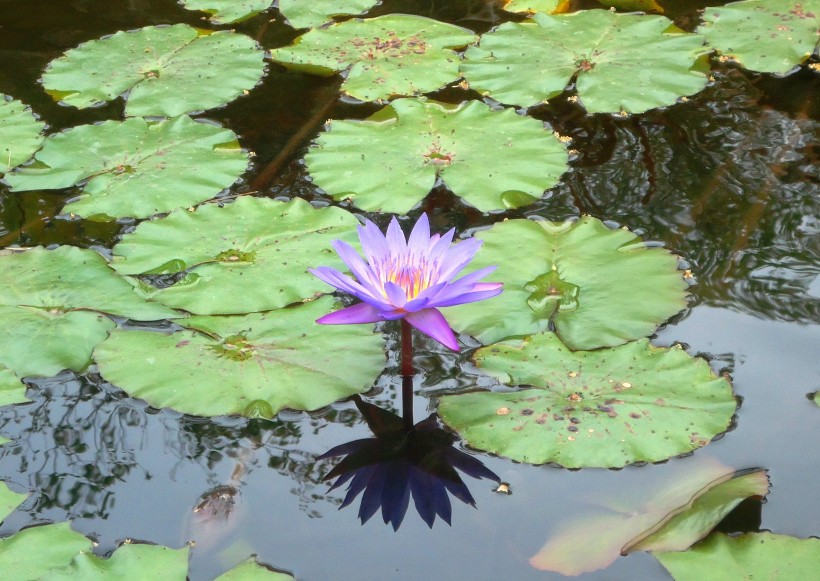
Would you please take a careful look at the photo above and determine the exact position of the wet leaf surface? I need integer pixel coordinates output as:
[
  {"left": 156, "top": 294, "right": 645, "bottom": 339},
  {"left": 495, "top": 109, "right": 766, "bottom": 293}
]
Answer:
[
  {"left": 306, "top": 98, "right": 568, "bottom": 213},
  {"left": 214, "top": 557, "right": 294, "bottom": 580},
  {"left": 112, "top": 197, "right": 360, "bottom": 315},
  {"left": 0, "top": 366, "right": 29, "bottom": 407},
  {"left": 655, "top": 532, "right": 820, "bottom": 580},
  {"left": 6, "top": 116, "right": 249, "bottom": 220},
  {"left": 0, "top": 95, "right": 44, "bottom": 175},
  {"left": 179, "top": 0, "right": 272, "bottom": 24},
  {"left": 700, "top": 0, "right": 820, "bottom": 75},
  {"left": 0, "top": 481, "right": 28, "bottom": 522},
  {"left": 270, "top": 15, "right": 476, "bottom": 101},
  {"left": 437, "top": 333, "right": 736, "bottom": 467},
  {"left": 529, "top": 463, "right": 768, "bottom": 575},
  {"left": 278, "top": 0, "right": 381, "bottom": 29},
  {"left": 40, "top": 24, "right": 266, "bottom": 117},
  {"left": 445, "top": 217, "right": 688, "bottom": 349},
  {"left": 94, "top": 297, "right": 384, "bottom": 417},
  {"left": 461, "top": 10, "right": 708, "bottom": 112},
  {"left": 0, "top": 246, "right": 177, "bottom": 377}
]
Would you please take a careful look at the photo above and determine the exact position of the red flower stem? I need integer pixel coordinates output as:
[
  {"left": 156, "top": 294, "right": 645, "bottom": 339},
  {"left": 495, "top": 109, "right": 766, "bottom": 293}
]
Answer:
[
  {"left": 401, "top": 319, "right": 414, "bottom": 377},
  {"left": 400, "top": 319, "right": 414, "bottom": 427}
]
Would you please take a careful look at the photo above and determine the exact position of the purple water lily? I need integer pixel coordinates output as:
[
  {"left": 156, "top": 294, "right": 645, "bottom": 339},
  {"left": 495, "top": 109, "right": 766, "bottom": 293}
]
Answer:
[{"left": 310, "top": 213, "right": 502, "bottom": 351}]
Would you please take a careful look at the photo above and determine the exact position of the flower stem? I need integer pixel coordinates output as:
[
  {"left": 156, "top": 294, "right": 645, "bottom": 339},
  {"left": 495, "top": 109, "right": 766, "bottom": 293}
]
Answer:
[
  {"left": 400, "top": 319, "right": 414, "bottom": 428},
  {"left": 400, "top": 319, "right": 414, "bottom": 378}
]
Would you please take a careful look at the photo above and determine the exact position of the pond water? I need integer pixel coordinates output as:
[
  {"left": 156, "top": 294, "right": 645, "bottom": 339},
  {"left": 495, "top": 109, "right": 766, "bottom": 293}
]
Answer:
[{"left": 0, "top": 0, "right": 818, "bottom": 579}]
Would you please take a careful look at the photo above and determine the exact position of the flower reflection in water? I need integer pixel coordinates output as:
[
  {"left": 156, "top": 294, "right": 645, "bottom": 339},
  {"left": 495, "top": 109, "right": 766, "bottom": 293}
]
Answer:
[{"left": 320, "top": 391, "right": 500, "bottom": 530}]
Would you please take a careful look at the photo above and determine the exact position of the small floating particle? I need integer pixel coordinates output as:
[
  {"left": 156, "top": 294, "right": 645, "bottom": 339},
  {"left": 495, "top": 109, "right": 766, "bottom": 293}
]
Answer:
[
  {"left": 567, "top": 425, "right": 578, "bottom": 432},
  {"left": 568, "top": 371, "right": 579, "bottom": 378},
  {"left": 496, "top": 407, "right": 510, "bottom": 415},
  {"left": 494, "top": 483, "right": 512, "bottom": 495}
]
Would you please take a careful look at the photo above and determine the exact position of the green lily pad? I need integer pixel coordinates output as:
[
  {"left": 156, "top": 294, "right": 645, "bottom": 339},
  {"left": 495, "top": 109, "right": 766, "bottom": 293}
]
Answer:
[
  {"left": 40, "top": 24, "right": 266, "bottom": 117},
  {"left": 0, "top": 95, "right": 45, "bottom": 175},
  {"left": 0, "top": 366, "right": 29, "bottom": 406},
  {"left": 94, "top": 297, "right": 384, "bottom": 417},
  {"left": 5, "top": 115, "right": 249, "bottom": 220},
  {"left": 655, "top": 532, "right": 820, "bottom": 580},
  {"left": 598, "top": 0, "right": 664, "bottom": 13},
  {"left": 623, "top": 469, "right": 769, "bottom": 553},
  {"left": 699, "top": 0, "right": 819, "bottom": 75},
  {"left": 530, "top": 464, "right": 768, "bottom": 575},
  {"left": 461, "top": 10, "right": 708, "bottom": 113},
  {"left": 269, "top": 15, "right": 476, "bottom": 102},
  {"left": 179, "top": 0, "right": 272, "bottom": 24},
  {"left": 0, "top": 246, "right": 177, "bottom": 377},
  {"left": 502, "top": 0, "right": 566, "bottom": 14},
  {"left": 112, "top": 197, "right": 360, "bottom": 315},
  {"left": 306, "top": 98, "right": 568, "bottom": 213},
  {"left": 437, "top": 333, "right": 736, "bottom": 467},
  {"left": 279, "top": 0, "right": 381, "bottom": 29},
  {"left": 0, "top": 522, "right": 92, "bottom": 579},
  {"left": 445, "top": 217, "right": 688, "bottom": 349},
  {"left": 42, "top": 543, "right": 190, "bottom": 580},
  {"left": 0, "top": 481, "right": 28, "bottom": 522},
  {"left": 215, "top": 558, "right": 294, "bottom": 580}
]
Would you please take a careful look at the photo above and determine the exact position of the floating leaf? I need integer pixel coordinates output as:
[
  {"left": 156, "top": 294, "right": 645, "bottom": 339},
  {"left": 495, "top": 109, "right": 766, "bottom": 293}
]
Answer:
[
  {"left": 655, "top": 532, "right": 820, "bottom": 580},
  {"left": 0, "top": 522, "right": 92, "bottom": 579},
  {"left": 0, "top": 246, "right": 177, "bottom": 377},
  {"left": 437, "top": 333, "right": 736, "bottom": 467},
  {"left": 461, "top": 10, "right": 708, "bottom": 113},
  {"left": 445, "top": 217, "right": 688, "bottom": 349},
  {"left": 597, "top": 0, "right": 664, "bottom": 13},
  {"left": 306, "top": 98, "right": 568, "bottom": 213},
  {"left": 530, "top": 463, "right": 768, "bottom": 575},
  {"left": 41, "top": 24, "right": 266, "bottom": 117},
  {"left": 0, "top": 94, "right": 45, "bottom": 175},
  {"left": 699, "top": 0, "right": 820, "bottom": 75},
  {"left": 269, "top": 15, "right": 476, "bottom": 102},
  {"left": 94, "top": 297, "right": 384, "bottom": 417},
  {"left": 279, "top": 0, "right": 381, "bottom": 29},
  {"left": 112, "top": 197, "right": 360, "bottom": 315},
  {"left": 623, "top": 470, "right": 769, "bottom": 553},
  {"left": 6, "top": 115, "right": 249, "bottom": 220},
  {"left": 0, "top": 366, "right": 29, "bottom": 406},
  {"left": 0, "top": 481, "right": 28, "bottom": 522},
  {"left": 502, "top": 0, "right": 566, "bottom": 14},
  {"left": 215, "top": 558, "right": 294, "bottom": 580},
  {"left": 179, "top": 0, "right": 272, "bottom": 24},
  {"left": 42, "top": 543, "right": 190, "bottom": 580}
]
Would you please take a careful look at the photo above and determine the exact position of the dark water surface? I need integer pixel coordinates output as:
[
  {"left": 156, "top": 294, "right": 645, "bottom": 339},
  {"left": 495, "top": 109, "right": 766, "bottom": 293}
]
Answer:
[{"left": 0, "top": 0, "right": 818, "bottom": 579}]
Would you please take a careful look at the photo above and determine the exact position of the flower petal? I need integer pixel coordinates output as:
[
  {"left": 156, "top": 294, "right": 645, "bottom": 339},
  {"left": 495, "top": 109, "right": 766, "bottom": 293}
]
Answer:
[
  {"left": 437, "top": 238, "right": 483, "bottom": 281},
  {"left": 432, "top": 286, "right": 503, "bottom": 308},
  {"left": 405, "top": 308, "right": 459, "bottom": 351},
  {"left": 310, "top": 267, "right": 392, "bottom": 310},
  {"left": 316, "top": 302, "right": 384, "bottom": 325},
  {"left": 358, "top": 220, "right": 389, "bottom": 265},
  {"left": 386, "top": 217, "right": 407, "bottom": 254},
  {"left": 331, "top": 239, "right": 383, "bottom": 294},
  {"left": 407, "top": 213, "right": 431, "bottom": 255},
  {"left": 384, "top": 281, "right": 408, "bottom": 308}
]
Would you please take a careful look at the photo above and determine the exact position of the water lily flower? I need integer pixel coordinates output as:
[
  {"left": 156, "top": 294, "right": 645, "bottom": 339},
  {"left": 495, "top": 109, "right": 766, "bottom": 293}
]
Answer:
[{"left": 310, "top": 213, "right": 502, "bottom": 351}]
